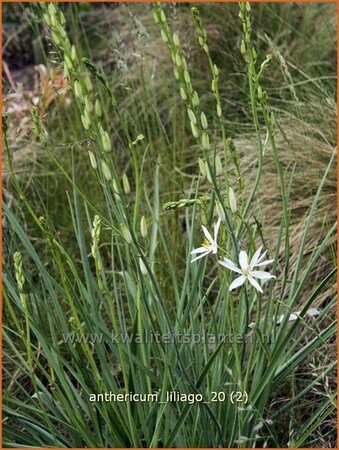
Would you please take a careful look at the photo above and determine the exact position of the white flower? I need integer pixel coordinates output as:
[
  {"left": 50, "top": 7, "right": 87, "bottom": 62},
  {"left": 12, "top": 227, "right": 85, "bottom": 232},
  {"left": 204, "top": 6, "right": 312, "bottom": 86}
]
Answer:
[
  {"left": 219, "top": 246, "right": 275, "bottom": 293},
  {"left": 191, "top": 219, "right": 221, "bottom": 263}
]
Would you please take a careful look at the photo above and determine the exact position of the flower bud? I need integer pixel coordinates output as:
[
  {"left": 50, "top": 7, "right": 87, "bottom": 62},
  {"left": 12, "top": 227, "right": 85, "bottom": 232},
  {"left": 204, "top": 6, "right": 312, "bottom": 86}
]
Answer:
[
  {"left": 122, "top": 173, "right": 130, "bottom": 195},
  {"left": 200, "top": 111, "right": 208, "bottom": 130},
  {"left": 101, "top": 160, "right": 112, "bottom": 181},
  {"left": 120, "top": 224, "right": 132, "bottom": 244},
  {"left": 95, "top": 98, "right": 102, "bottom": 117},
  {"left": 74, "top": 80, "right": 82, "bottom": 98},
  {"left": 228, "top": 187, "right": 237, "bottom": 213},
  {"left": 202, "top": 132, "right": 210, "bottom": 150},
  {"left": 173, "top": 33, "right": 180, "bottom": 47},
  {"left": 180, "top": 87, "right": 187, "bottom": 101},
  {"left": 191, "top": 122, "right": 199, "bottom": 139},
  {"left": 71, "top": 45, "right": 77, "bottom": 62},
  {"left": 101, "top": 130, "right": 111, "bottom": 152},
  {"left": 215, "top": 154, "right": 222, "bottom": 176},
  {"left": 198, "top": 158, "right": 206, "bottom": 176},
  {"left": 187, "top": 108, "right": 197, "bottom": 125},
  {"left": 192, "top": 91, "right": 200, "bottom": 106},
  {"left": 139, "top": 258, "right": 148, "bottom": 276},
  {"left": 81, "top": 114, "right": 90, "bottom": 131},
  {"left": 140, "top": 215, "right": 148, "bottom": 238},
  {"left": 88, "top": 151, "right": 97, "bottom": 169}
]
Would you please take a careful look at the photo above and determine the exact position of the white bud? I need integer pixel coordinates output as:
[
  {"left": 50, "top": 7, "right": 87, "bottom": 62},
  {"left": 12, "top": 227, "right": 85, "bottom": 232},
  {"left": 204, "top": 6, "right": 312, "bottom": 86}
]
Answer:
[
  {"left": 216, "top": 202, "right": 226, "bottom": 221},
  {"left": 228, "top": 187, "right": 237, "bottom": 213},
  {"left": 140, "top": 216, "right": 148, "bottom": 238},
  {"left": 215, "top": 154, "right": 222, "bottom": 176}
]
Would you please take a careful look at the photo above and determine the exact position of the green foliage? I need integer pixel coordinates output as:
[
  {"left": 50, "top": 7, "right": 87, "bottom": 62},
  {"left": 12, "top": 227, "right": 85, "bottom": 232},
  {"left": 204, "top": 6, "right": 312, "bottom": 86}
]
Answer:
[{"left": 3, "top": 2, "right": 336, "bottom": 447}]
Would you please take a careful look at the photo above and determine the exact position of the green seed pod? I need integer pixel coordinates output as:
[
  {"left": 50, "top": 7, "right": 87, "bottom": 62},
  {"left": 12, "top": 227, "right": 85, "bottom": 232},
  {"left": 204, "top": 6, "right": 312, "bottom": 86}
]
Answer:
[
  {"left": 216, "top": 104, "right": 222, "bottom": 118},
  {"left": 140, "top": 215, "right": 148, "bottom": 238},
  {"left": 88, "top": 150, "right": 97, "bottom": 169},
  {"left": 173, "top": 67, "right": 179, "bottom": 80},
  {"left": 122, "top": 173, "right": 130, "bottom": 195},
  {"left": 101, "top": 160, "right": 112, "bottom": 181},
  {"left": 200, "top": 111, "right": 208, "bottom": 130}
]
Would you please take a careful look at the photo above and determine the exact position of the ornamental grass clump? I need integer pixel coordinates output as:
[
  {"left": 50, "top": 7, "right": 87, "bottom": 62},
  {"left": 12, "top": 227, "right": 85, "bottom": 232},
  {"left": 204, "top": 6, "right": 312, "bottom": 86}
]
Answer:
[{"left": 3, "top": 2, "right": 336, "bottom": 448}]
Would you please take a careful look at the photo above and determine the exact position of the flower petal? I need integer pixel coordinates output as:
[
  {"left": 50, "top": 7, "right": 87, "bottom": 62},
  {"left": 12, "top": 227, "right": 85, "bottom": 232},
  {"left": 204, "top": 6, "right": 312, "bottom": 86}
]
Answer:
[
  {"left": 191, "top": 246, "right": 209, "bottom": 255},
  {"left": 247, "top": 274, "right": 263, "bottom": 293},
  {"left": 191, "top": 249, "right": 211, "bottom": 263},
  {"left": 250, "top": 246, "right": 262, "bottom": 268},
  {"left": 229, "top": 275, "right": 246, "bottom": 291},
  {"left": 255, "top": 249, "right": 268, "bottom": 264},
  {"left": 201, "top": 225, "right": 214, "bottom": 244},
  {"left": 219, "top": 258, "right": 242, "bottom": 274},
  {"left": 213, "top": 218, "right": 221, "bottom": 241},
  {"left": 239, "top": 251, "right": 249, "bottom": 271},
  {"left": 255, "top": 259, "right": 274, "bottom": 267},
  {"left": 250, "top": 270, "right": 275, "bottom": 280}
]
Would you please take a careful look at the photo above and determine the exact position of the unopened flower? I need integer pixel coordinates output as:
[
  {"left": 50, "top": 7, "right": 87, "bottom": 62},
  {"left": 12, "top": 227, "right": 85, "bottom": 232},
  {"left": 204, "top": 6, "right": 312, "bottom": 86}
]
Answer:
[
  {"left": 228, "top": 187, "right": 237, "bottom": 213},
  {"left": 219, "top": 246, "right": 275, "bottom": 293},
  {"left": 191, "top": 219, "right": 221, "bottom": 262}
]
